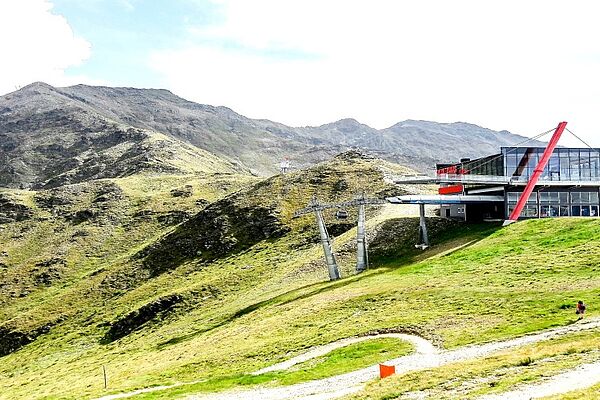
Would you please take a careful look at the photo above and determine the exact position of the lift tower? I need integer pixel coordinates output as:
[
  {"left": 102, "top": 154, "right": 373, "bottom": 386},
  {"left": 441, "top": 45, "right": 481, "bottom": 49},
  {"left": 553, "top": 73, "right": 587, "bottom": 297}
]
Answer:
[
  {"left": 295, "top": 196, "right": 340, "bottom": 280},
  {"left": 294, "top": 194, "right": 385, "bottom": 280}
]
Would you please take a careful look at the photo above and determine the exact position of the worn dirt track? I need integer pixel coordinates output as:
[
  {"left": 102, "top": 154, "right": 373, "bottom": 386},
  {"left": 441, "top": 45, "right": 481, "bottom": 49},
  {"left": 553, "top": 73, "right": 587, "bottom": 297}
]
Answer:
[
  {"left": 185, "top": 318, "right": 600, "bottom": 400},
  {"left": 94, "top": 318, "right": 600, "bottom": 400}
]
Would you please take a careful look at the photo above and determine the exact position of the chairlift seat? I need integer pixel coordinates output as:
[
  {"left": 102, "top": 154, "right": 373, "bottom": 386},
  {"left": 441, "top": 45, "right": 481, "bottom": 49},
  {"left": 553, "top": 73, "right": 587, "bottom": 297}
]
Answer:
[{"left": 336, "top": 210, "right": 349, "bottom": 219}]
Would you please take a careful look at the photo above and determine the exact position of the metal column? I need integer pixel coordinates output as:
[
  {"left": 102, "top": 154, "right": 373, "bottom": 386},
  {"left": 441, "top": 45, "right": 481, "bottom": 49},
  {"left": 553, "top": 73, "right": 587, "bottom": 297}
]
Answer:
[
  {"left": 315, "top": 209, "right": 340, "bottom": 280},
  {"left": 356, "top": 203, "right": 367, "bottom": 273},
  {"left": 504, "top": 121, "right": 567, "bottom": 225},
  {"left": 418, "top": 203, "right": 429, "bottom": 248}
]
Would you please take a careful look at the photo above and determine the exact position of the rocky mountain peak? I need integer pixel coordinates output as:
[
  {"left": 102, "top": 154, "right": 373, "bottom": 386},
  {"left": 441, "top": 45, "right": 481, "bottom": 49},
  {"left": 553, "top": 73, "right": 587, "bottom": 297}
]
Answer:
[{"left": 0, "top": 82, "right": 542, "bottom": 189}]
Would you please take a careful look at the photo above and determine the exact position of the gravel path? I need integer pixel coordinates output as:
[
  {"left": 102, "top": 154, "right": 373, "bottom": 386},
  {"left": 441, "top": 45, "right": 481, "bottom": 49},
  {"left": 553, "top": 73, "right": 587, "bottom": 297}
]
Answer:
[
  {"left": 252, "top": 333, "right": 437, "bottom": 375},
  {"left": 95, "top": 318, "right": 600, "bottom": 400},
  {"left": 477, "top": 359, "right": 600, "bottom": 400},
  {"left": 187, "top": 318, "right": 600, "bottom": 400}
]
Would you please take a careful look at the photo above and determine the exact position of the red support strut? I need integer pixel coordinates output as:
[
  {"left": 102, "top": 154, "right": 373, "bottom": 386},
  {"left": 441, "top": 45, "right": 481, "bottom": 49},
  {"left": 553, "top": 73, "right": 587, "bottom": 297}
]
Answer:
[{"left": 504, "top": 121, "right": 568, "bottom": 225}]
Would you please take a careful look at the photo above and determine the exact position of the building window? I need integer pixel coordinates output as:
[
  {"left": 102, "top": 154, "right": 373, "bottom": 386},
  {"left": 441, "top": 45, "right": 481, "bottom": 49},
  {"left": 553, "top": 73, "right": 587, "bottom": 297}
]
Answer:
[
  {"left": 506, "top": 190, "right": 599, "bottom": 219},
  {"left": 582, "top": 205, "right": 591, "bottom": 216},
  {"left": 503, "top": 147, "right": 600, "bottom": 181},
  {"left": 540, "top": 205, "right": 559, "bottom": 218},
  {"left": 559, "top": 149, "right": 570, "bottom": 180},
  {"left": 569, "top": 149, "right": 581, "bottom": 180},
  {"left": 523, "top": 205, "right": 538, "bottom": 217}
]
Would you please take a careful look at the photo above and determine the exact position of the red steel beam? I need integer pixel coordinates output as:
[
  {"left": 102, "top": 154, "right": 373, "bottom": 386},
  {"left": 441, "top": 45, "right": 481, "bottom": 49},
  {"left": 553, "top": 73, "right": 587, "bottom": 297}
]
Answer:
[{"left": 505, "top": 121, "right": 568, "bottom": 223}]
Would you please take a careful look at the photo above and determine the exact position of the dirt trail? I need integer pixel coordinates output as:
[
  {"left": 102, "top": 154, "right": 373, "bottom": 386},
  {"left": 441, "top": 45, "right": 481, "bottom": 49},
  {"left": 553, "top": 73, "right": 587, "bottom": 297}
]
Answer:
[
  {"left": 94, "top": 318, "right": 600, "bottom": 400},
  {"left": 252, "top": 333, "right": 437, "bottom": 375},
  {"left": 477, "top": 359, "right": 600, "bottom": 400},
  {"left": 187, "top": 318, "right": 600, "bottom": 400}
]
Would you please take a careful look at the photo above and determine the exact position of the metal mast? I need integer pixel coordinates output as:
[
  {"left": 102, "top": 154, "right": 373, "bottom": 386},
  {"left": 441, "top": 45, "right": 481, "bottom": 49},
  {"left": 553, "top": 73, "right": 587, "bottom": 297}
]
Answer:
[
  {"left": 299, "top": 196, "right": 340, "bottom": 280},
  {"left": 294, "top": 194, "right": 385, "bottom": 279},
  {"left": 417, "top": 203, "right": 429, "bottom": 249},
  {"left": 504, "top": 121, "right": 568, "bottom": 225},
  {"left": 314, "top": 205, "right": 340, "bottom": 280},
  {"left": 356, "top": 195, "right": 368, "bottom": 273}
]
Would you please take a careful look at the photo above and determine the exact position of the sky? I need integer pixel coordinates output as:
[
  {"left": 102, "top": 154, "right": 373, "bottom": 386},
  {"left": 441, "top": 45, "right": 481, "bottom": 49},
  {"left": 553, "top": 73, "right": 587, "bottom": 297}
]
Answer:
[{"left": 1, "top": 0, "right": 599, "bottom": 146}]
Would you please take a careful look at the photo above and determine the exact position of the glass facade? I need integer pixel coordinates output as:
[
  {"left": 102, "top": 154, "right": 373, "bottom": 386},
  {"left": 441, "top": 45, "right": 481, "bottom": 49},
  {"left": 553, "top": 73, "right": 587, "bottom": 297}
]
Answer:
[
  {"left": 502, "top": 147, "right": 600, "bottom": 181},
  {"left": 447, "top": 147, "right": 600, "bottom": 220},
  {"left": 462, "top": 154, "right": 504, "bottom": 176},
  {"left": 506, "top": 190, "right": 600, "bottom": 219}
]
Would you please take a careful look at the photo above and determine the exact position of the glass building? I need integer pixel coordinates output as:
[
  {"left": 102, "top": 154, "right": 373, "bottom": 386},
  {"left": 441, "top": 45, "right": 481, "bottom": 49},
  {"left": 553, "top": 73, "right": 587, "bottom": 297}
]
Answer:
[
  {"left": 502, "top": 147, "right": 600, "bottom": 181},
  {"left": 438, "top": 147, "right": 600, "bottom": 221}
]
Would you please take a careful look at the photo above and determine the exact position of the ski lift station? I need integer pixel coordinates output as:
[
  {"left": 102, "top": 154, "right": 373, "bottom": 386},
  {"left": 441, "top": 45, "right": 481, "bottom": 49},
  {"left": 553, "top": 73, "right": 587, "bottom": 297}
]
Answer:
[
  {"left": 389, "top": 122, "right": 600, "bottom": 223},
  {"left": 296, "top": 122, "right": 600, "bottom": 281}
]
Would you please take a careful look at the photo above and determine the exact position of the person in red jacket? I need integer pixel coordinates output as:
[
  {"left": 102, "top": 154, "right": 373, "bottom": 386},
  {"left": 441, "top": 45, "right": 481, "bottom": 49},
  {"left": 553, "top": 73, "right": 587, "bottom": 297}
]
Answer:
[{"left": 576, "top": 300, "right": 586, "bottom": 320}]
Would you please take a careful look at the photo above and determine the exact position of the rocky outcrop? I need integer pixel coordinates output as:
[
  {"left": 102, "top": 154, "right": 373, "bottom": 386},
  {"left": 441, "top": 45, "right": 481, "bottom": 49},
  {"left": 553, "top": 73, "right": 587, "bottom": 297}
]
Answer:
[
  {"left": 103, "top": 294, "right": 184, "bottom": 342},
  {"left": 32, "top": 258, "right": 66, "bottom": 286},
  {"left": 170, "top": 185, "right": 193, "bottom": 197},
  {"left": 137, "top": 198, "right": 290, "bottom": 276},
  {"left": 33, "top": 182, "right": 126, "bottom": 225},
  {"left": 0, "top": 323, "right": 55, "bottom": 357},
  {"left": 0, "top": 194, "right": 33, "bottom": 224}
]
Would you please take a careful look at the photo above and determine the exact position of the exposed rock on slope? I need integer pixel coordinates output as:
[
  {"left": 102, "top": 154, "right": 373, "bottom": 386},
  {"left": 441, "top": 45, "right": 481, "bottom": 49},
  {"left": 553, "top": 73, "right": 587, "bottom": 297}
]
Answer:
[
  {"left": 104, "top": 294, "right": 184, "bottom": 342},
  {"left": 0, "top": 83, "right": 246, "bottom": 188},
  {"left": 138, "top": 198, "right": 291, "bottom": 276},
  {"left": 137, "top": 151, "right": 414, "bottom": 275},
  {"left": 0, "top": 323, "right": 54, "bottom": 357},
  {"left": 0, "top": 193, "right": 33, "bottom": 224}
]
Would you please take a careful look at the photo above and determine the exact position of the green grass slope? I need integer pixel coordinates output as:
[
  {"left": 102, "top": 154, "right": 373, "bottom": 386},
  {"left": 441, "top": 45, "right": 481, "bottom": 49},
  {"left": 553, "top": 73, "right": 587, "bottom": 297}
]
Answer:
[
  {"left": 125, "top": 218, "right": 599, "bottom": 400},
  {"left": 347, "top": 328, "right": 600, "bottom": 400},
  {"left": 0, "top": 152, "right": 417, "bottom": 399},
  {"left": 1, "top": 154, "right": 599, "bottom": 400}
]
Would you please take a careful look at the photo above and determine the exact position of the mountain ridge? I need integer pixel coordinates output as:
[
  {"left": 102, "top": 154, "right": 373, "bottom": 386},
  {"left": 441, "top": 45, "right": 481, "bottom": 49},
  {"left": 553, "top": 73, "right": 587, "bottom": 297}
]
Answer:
[{"left": 1, "top": 82, "right": 544, "bottom": 188}]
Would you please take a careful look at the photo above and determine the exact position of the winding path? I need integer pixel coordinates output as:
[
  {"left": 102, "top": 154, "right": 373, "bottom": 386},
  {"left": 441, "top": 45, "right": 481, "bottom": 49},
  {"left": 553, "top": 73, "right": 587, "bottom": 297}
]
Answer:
[
  {"left": 188, "top": 318, "right": 600, "bottom": 400},
  {"left": 94, "top": 318, "right": 600, "bottom": 400},
  {"left": 477, "top": 359, "right": 600, "bottom": 400},
  {"left": 252, "top": 333, "right": 437, "bottom": 375}
]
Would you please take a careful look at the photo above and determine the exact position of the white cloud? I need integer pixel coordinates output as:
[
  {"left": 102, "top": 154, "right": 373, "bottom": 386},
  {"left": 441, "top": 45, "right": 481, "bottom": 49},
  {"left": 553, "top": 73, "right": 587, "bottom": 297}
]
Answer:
[
  {"left": 0, "top": 0, "right": 91, "bottom": 95},
  {"left": 151, "top": 0, "right": 600, "bottom": 145}
]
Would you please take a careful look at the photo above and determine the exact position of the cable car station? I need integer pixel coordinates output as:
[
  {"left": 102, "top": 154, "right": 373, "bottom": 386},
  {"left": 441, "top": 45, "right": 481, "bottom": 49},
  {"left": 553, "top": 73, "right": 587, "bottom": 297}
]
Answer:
[{"left": 389, "top": 122, "right": 600, "bottom": 223}]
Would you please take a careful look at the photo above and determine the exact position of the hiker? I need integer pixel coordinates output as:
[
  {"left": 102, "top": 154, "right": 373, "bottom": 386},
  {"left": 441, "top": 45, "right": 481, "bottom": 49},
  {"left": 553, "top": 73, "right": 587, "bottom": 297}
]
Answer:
[{"left": 576, "top": 300, "right": 586, "bottom": 319}]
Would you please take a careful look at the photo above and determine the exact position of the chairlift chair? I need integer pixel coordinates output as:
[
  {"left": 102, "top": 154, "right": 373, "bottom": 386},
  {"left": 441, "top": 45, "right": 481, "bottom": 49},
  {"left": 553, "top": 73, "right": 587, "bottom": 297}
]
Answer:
[{"left": 335, "top": 209, "right": 349, "bottom": 219}]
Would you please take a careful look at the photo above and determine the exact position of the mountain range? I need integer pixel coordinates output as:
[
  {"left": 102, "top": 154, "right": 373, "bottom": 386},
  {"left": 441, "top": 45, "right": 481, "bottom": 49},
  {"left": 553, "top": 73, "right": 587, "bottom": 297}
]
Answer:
[
  {"left": 1, "top": 82, "right": 598, "bottom": 400},
  {"left": 0, "top": 82, "right": 540, "bottom": 189}
]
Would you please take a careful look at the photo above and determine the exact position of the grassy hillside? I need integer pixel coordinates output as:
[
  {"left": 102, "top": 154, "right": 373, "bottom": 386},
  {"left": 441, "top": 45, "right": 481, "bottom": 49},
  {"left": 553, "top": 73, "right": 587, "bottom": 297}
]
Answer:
[
  {"left": 347, "top": 328, "right": 600, "bottom": 399},
  {"left": 1, "top": 153, "right": 599, "bottom": 399},
  {"left": 0, "top": 153, "right": 420, "bottom": 399}
]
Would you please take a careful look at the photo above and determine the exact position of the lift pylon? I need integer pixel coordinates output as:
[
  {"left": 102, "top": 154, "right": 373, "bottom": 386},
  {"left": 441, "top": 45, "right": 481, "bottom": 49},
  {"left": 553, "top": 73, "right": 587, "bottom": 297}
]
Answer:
[
  {"left": 416, "top": 203, "right": 429, "bottom": 249},
  {"left": 294, "top": 194, "right": 385, "bottom": 280},
  {"left": 356, "top": 201, "right": 367, "bottom": 273}
]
